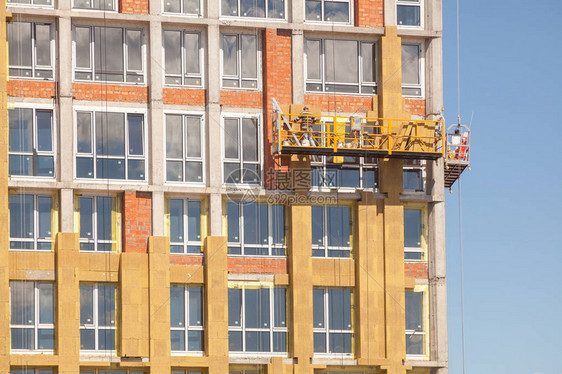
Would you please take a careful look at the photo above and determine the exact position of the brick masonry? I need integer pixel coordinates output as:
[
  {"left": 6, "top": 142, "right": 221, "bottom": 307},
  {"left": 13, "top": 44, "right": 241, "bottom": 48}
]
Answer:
[
  {"left": 170, "top": 255, "right": 204, "bottom": 266},
  {"left": 355, "top": 0, "right": 384, "bottom": 27},
  {"left": 220, "top": 89, "right": 263, "bottom": 108},
  {"left": 163, "top": 87, "right": 206, "bottom": 106},
  {"left": 404, "top": 98, "right": 426, "bottom": 116},
  {"left": 123, "top": 191, "right": 152, "bottom": 253},
  {"left": 305, "top": 93, "right": 374, "bottom": 113},
  {"left": 228, "top": 257, "right": 288, "bottom": 274},
  {"left": 72, "top": 83, "right": 148, "bottom": 103},
  {"left": 120, "top": 0, "right": 149, "bottom": 14},
  {"left": 404, "top": 261, "right": 428, "bottom": 279},
  {"left": 7, "top": 80, "right": 56, "bottom": 99}
]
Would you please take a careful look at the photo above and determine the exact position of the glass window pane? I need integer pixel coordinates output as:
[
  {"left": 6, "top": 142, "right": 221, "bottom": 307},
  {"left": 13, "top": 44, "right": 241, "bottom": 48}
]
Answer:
[
  {"left": 305, "top": 0, "right": 321, "bottom": 21},
  {"left": 95, "top": 112, "right": 125, "bottom": 156},
  {"left": 9, "top": 108, "right": 33, "bottom": 152},
  {"left": 361, "top": 42, "right": 375, "bottom": 83},
  {"left": 313, "top": 332, "right": 326, "bottom": 352},
  {"left": 35, "top": 24, "right": 52, "bottom": 67},
  {"left": 37, "top": 196, "right": 52, "bottom": 239},
  {"left": 169, "top": 199, "right": 184, "bottom": 243},
  {"left": 126, "top": 29, "right": 142, "bottom": 71},
  {"left": 185, "top": 161, "right": 202, "bottom": 183},
  {"left": 8, "top": 22, "right": 32, "bottom": 67},
  {"left": 11, "top": 328, "right": 35, "bottom": 350},
  {"left": 398, "top": 4, "right": 421, "bottom": 26},
  {"left": 325, "top": 40, "right": 358, "bottom": 83},
  {"left": 222, "top": 35, "right": 238, "bottom": 77},
  {"left": 228, "top": 288, "right": 242, "bottom": 326},
  {"left": 243, "top": 202, "right": 257, "bottom": 244},
  {"left": 9, "top": 194, "right": 34, "bottom": 240},
  {"left": 164, "top": 31, "right": 182, "bottom": 76},
  {"left": 189, "top": 287, "right": 203, "bottom": 326},
  {"left": 306, "top": 39, "right": 321, "bottom": 80},
  {"left": 10, "top": 281, "right": 35, "bottom": 325},
  {"left": 273, "top": 331, "right": 286, "bottom": 352},
  {"left": 80, "top": 284, "right": 94, "bottom": 324},
  {"left": 222, "top": 0, "right": 238, "bottom": 16},
  {"left": 38, "top": 283, "right": 54, "bottom": 324},
  {"left": 166, "top": 114, "right": 183, "bottom": 159},
  {"left": 324, "top": 1, "right": 349, "bottom": 22},
  {"left": 187, "top": 201, "right": 201, "bottom": 242},
  {"left": 128, "top": 115, "right": 144, "bottom": 156},
  {"left": 80, "top": 329, "right": 95, "bottom": 350},
  {"left": 329, "top": 288, "right": 351, "bottom": 330},
  {"left": 171, "top": 329, "right": 185, "bottom": 351},
  {"left": 268, "top": 0, "right": 284, "bottom": 18},
  {"left": 240, "top": 35, "right": 257, "bottom": 79},
  {"left": 245, "top": 288, "right": 269, "bottom": 328},
  {"left": 402, "top": 44, "right": 420, "bottom": 85},
  {"left": 404, "top": 209, "right": 422, "bottom": 247},
  {"left": 185, "top": 116, "right": 202, "bottom": 158},
  {"left": 75, "top": 27, "right": 91, "bottom": 69},
  {"left": 272, "top": 205, "right": 284, "bottom": 245},
  {"left": 311, "top": 206, "right": 323, "bottom": 246},
  {"left": 98, "top": 284, "right": 116, "bottom": 326},
  {"left": 313, "top": 288, "right": 324, "bottom": 328},
  {"left": 36, "top": 111, "right": 53, "bottom": 152},
  {"left": 164, "top": 0, "right": 180, "bottom": 12},
  {"left": 224, "top": 118, "right": 239, "bottom": 159},
  {"left": 227, "top": 203, "right": 240, "bottom": 242},
  {"left": 188, "top": 330, "right": 203, "bottom": 351},
  {"left": 183, "top": 0, "right": 199, "bottom": 13},
  {"left": 79, "top": 198, "right": 93, "bottom": 240},
  {"left": 329, "top": 332, "right": 352, "bottom": 353},
  {"left": 38, "top": 328, "right": 54, "bottom": 349},
  {"left": 327, "top": 206, "right": 350, "bottom": 247},
  {"left": 274, "top": 288, "right": 286, "bottom": 327},
  {"left": 245, "top": 331, "right": 269, "bottom": 352},
  {"left": 96, "top": 196, "right": 112, "bottom": 242},
  {"left": 229, "top": 331, "right": 242, "bottom": 351},
  {"left": 240, "top": 0, "right": 265, "bottom": 17},
  {"left": 77, "top": 112, "right": 92, "bottom": 154},
  {"left": 242, "top": 118, "right": 258, "bottom": 161},
  {"left": 94, "top": 27, "right": 124, "bottom": 75},
  {"left": 170, "top": 285, "right": 185, "bottom": 327},
  {"left": 98, "top": 328, "right": 115, "bottom": 350},
  {"left": 405, "top": 291, "right": 423, "bottom": 330},
  {"left": 184, "top": 33, "right": 200, "bottom": 74},
  {"left": 406, "top": 332, "right": 424, "bottom": 354}
]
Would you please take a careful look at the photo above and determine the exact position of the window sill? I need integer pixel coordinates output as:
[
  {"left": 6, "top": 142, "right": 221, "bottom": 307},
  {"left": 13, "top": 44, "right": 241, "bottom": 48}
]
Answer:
[
  {"left": 164, "top": 84, "right": 204, "bottom": 89},
  {"left": 219, "top": 16, "right": 288, "bottom": 23},
  {"left": 10, "top": 349, "right": 55, "bottom": 355},
  {"left": 304, "top": 20, "right": 353, "bottom": 26},
  {"left": 73, "top": 80, "right": 147, "bottom": 87},
  {"left": 221, "top": 86, "right": 262, "bottom": 92},
  {"left": 171, "top": 351, "right": 204, "bottom": 356},
  {"left": 8, "top": 76, "right": 55, "bottom": 82},
  {"left": 162, "top": 12, "right": 204, "bottom": 17},
  {"left": 71, "top": 8, "right": 118, "bottom": 12},
  {"left": 305, "top": 90, "right": 375, "bottom": 97}
]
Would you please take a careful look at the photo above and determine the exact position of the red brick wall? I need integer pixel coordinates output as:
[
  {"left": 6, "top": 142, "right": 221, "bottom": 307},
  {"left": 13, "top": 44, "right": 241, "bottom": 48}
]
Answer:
[
  {"left": 7, "top": 80, "right": 56, "bottom": 98},
  {"left": 355, "top": 0, "right": 384, "bottom": 27},
  {"left": 163, "top": 87, "right": 206, "bottom": 106},
  {"left": 404, "top": 262, "right": 428, "bottom": 279},
  {"left": 263, "top": 29, "right": 293, "bottom": 187},
  {"left": 220, "top": 90, "right": 263, "bottom": 108},
  {"left": 120, "top": 0, "right": 149, "bottom": 14},
  {"left": 228, "top": 257, "right": 288, "bottom": 274},
  {"left": 305, "top": 94, "right": 373, "bottom": 113},
  {"left": 123, "top": 191, "right": 152, "bottom": 253},
  {"left": 405, "top": 98, "right": 426, "bottom": 116},
  {"left": 170, "top": 255, "right": 204, "bottom": 266},
  {"left": 72, "top": 83, "right": 148, "bottom": 103}
]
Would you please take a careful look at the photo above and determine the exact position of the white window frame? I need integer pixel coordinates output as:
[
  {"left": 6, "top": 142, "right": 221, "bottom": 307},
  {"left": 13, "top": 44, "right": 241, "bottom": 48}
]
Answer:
[
  {"left": 403, "top": 159, "right": 425, "bottom": 192},
  {"left": 220, "top": 0, "right": 287, "bottom": 20},
  {"left": 305, "top": 38, "right": 376, "bottom": 94},
  {"left": 304, "top": 0, "right": 353, "bottom": 25},
  {"left": 72, "top": 0, "right": 117, "bottom": 11},
  {"left": 221, "top": 114, "right": 262, "bottom": 186},
  {"left": 313, "top": 288, "right": 353, "bottom": 356},
  {"left": 9, "top": 193, "right": 53, "bottom": 251},
  {"left": 7, "top": 21, "right": 55, "bottom": 80},
  {"left": 78, "top": 195, "right": 115, "bottom": 252},
  {"left": 170, "top": 285, "right": 204, "bottom": 354},
  {"left": 162, "top": 30, "right": 204, "bottom": 87},
  {"left": 228, "top": 284, "right": 288, "bottom": 355},
  {"left": 79, "top": 283, "right": 117, "bottom": 353},
  {"left": 401, "top": 42, "right": 424, "bottom": 98},
  {"left": 8, "top": 104, "right": 56, "bottom": 179},
  {"left": 74, "top": 107, "right": 148, "bottom": 182},
  {"left": 311, "top": 205, "right": 352, "bottom": 258},
  {"left": 169, "top": 198, "right": 203, "bottom": 254},
  {"left": 10, "top": 281, "right": 55, "bottom": 353},
  {"left": 405, "top": 285, "right": 429, "bottom": 360},
  {"left": 7, "top": 0, "right": 54, "bottom": 7},
  {"left": 171, "top": 370, "right": 204, "bottom": 374},
  {"left": 72, "top": 25, "right": 146, "bottom": 84},
  {"left": 164, "top": 111, "right": 206, "bottom": 185},
  {"left": 311, "top": 156, "right": 378, "bottom": 191},
  {"left": 227, "top": 201, "right": 286, "bottom": 257},
  {"left": 396, "top": 0, "right": 423, "bottom": 29},
  {"left": 11, "top": 369, "right": 55, "bottom": 374},
  {"left": 162, "top": 0, "right": 203, "bottom": 16},
  {"left": 80, "top": 370, "right": 146, "bottom": 374},
  {"left": 220, "top": 33, "right": 261, "bottom": 90},
  {"left": 403, "top": 205, "right": 426, "bottom": 261}
]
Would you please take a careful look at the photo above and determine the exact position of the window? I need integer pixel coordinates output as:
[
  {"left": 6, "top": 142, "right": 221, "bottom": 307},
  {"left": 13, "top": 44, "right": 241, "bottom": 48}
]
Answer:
[
  {"left": 170, "top": 285, "right": 204, "bottom": 352},
  {"left": 165, "top": 114, "right": 204, "bottom": 183},
  {"left": 223, "top": 116, "right": 261, "bottom": 184},
  {"left": 8, "top": 22, "right": 53, "bottom": 79},
  {"left": 79, "top": 196, "right": 116, "bottom": 252},
  {"left": 403, "top": 160, "right": 424, "bottom": 192},
  {"left": 221, "top": 33, "right": 260, "bottom": 89},
  {"left": 402, "top": 43, "right": 423, "bottom": 97},
  {"left": 221, "top": 0, "right": 285, "bottom": 19},
  {"left": 11, "top": 370, "right": 54, "bottom": 374},
  {"left": 312, "top": 156, "right": 377, "bottom": 190},
  {"left": 10, "top": 281, "right": 54, "bottom": 351},
  {"left": 169, "top": 199, "right": 202, "bottom": 254},
  {"left": 312, "top": 206, "right": 351, "bottom": 258},
  {"left": 229, "top": 370, "right": 262, "bottom": 374},
  {"left": 76, "top": 110, "right": 146, "bottom": 180},
  {"left": 9, "top": 194, "right": 53, "bottom": 250},
  {"left": 305, "top": 38, "right": 376, "bottom": 94},
  {"left": 228, "top": 285, "right": 287, "bottom": 353},
  {"left": 74, "top": 25, "right": 144, "bottom": 83},
  {"left": 81, "top": 371, "right": 146, "bottom": 374},
  {"left": 73, "top": 0, "right": 116, "bottom": 10},
  {"left": 404, "top": 207, "right": 424, "bottom": 260},
  {"left": 313, "top": 288, "right": 353, "bottom": 354},
  {"left": 305, "top": 0, "right": 351, "bottom": 23},
  {"left": 227, "top": 202, "right": 285, "bottom": 256},
  {"left": 8, "top": 0, "right": 52, "bottom": 6},
  {"left": 172, "top": 371, "right": 204, "bottom": 374},
  {"left": 163, "top": 0, "right": 201, "bottom": 14},
  {"left": 405, "top": 288, "right": 427, "bottom": 357},
  {"left": 80, "top": 283, "right": 117, "bottom": 352},
  {"left": 9, "top": 108, "right": 55, "bottom": 177},
  {"left": 397, "top": 0, "right": 421, "bottom": 27},
  {"left": 163, "top": 31, "right": 202, "bottom": 86}
]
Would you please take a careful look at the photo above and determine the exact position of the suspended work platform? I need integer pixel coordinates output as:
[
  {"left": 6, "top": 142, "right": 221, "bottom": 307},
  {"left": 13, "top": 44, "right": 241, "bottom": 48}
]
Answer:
[{"left": 444, "top": 124, "right": 470, "bottom": 189}]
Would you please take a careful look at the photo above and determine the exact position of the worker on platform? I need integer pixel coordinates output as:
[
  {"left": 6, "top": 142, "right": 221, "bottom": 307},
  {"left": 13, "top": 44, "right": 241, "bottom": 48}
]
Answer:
[{"left": 293, "top": 106, "right": 317, "bottom": 146}]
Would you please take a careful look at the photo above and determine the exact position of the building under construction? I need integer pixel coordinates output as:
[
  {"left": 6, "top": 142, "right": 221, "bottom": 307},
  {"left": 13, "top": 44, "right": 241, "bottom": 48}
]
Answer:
[{"left": 0, "top": 0, "right": 470, "bottom": 373}]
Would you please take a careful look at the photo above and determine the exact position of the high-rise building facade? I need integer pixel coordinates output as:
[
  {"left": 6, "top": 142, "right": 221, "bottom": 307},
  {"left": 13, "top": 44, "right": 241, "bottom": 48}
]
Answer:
[{"left": 0, "top": 0, "right": 449, "bottom": 373}]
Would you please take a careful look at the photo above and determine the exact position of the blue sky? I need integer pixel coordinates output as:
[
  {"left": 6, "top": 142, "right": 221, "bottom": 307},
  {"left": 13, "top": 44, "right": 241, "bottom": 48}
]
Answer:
[{"left": 443, "top": 0, "right": 562, "bottom": 373}]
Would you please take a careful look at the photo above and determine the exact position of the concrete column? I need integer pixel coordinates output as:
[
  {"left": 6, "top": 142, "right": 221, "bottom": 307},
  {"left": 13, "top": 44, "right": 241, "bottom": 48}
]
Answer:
[
  {"left": 57, "top": 13, "right": 74, "bottom": 183},
  {"left": 204, "top": 236, "right": 229, "bottom": 374},
  {"left": 291, "top": 29, "right": 304, "bottom": 104},
  {"left": 60, "top": 188, "right": 74, "bottom": 233},
  {"left": 149, "top": 19, "right": 164, "bottom": 187},
  {"left": 291, "top": 0, "right": 304, "bottom": 23},
  {"left": 384, "top": 0, "right": 396, "bottom": 26},
  {"left": 56, "top": 233, "right": 81, "bottom": 374},
  {"left": 148, "top": 236, "right": 171, "bottom": 373},
  {"left": 152, "top": 190, "right": 165, "bottom": 236}
]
